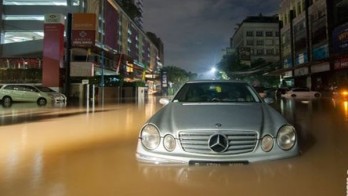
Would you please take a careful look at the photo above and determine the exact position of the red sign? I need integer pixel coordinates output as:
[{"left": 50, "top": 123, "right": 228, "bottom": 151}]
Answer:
[
  {"left": 42, "top": 23, "right": 64, "bottom": 87},
  {"left": 334, "top": 55, "right": 348, "bottom": 70},
  {"left": 72, "top": 30, "right": 95, "bottom": 47}
]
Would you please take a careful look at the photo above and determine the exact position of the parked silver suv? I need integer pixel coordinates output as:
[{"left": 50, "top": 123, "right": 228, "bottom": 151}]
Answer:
[{"left": 0, "top": 84, "right": 67, "bottom": 107}]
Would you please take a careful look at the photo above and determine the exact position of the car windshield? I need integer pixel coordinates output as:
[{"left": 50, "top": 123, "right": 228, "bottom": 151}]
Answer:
[
  {"left": 173, "top": 82, "right": 261, "bottom": 103},
  {"left": 35, "top": 86, "right": 56, "bottom": 92}
]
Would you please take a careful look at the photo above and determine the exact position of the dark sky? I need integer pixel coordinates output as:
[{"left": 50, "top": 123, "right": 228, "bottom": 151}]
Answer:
[{"left": 143, "top": 0, "right": 280, "bottom": 74}]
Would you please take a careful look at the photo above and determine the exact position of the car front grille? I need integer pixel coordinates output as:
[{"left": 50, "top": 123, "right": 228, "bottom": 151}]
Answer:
[{"left": 179, "top": 131, "right": 258, "bottom": 155}]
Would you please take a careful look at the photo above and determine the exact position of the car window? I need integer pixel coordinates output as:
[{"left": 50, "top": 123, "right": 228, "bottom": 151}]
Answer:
[
  {"left": 22, "top": 85, "right": 39, "bottom": 92},
  {"left": 35, "top": 86, "right": 56, "bottom": 92},
  {"left": 293, "top": 88, "right": 309, "bottom": 92},
  {"left": 173, "top": 82, "right": 260, "bottom": 103},
  {"left": 16, "top": 86, "right": 27, "bottom": 91},
  {"left": 253, "top": 86, "right": 264, "bottom": 93},
  {"left": 4, "top": 85, "right": 16, "bottom": 90}
]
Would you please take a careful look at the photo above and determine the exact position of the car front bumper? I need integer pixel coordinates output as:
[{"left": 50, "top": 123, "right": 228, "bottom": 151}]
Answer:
[{"left": 136, "top": 139, "right": 300, "bottom": 164}]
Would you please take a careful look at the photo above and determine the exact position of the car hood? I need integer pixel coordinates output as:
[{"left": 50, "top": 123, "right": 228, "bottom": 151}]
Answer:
[{"left": 147, "top": 102, "right": 287, "bottom": 136}]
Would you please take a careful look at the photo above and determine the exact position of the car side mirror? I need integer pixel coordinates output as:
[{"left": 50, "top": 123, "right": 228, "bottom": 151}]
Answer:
[
  {"left": 264, "top": 97, "right": 274, "bottom": 104},
  {"left": 159, "top": 98, "right": 170, "bottom": 105}
]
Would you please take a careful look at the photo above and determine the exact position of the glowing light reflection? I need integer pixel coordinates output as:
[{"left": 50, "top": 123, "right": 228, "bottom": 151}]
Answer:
[{"left": 343, "top": 101, "right": 348, "bottom": 121}]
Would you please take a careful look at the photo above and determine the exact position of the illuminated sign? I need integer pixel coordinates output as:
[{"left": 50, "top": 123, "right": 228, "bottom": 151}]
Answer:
[{"left": 72, "top": 13, "right": 96, "bottom": 48}]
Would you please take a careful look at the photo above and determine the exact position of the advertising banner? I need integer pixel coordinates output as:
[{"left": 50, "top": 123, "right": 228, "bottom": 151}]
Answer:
[
  {"left": 72, "top": 13, "right": 96, "bottom": 48},
  {"left": 333, "top": 22, "right": 348, "bottom": 53}
]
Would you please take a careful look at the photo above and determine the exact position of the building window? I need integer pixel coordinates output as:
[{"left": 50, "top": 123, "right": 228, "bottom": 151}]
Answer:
[
  {"left": 72, "top": 0, "right": 80, "bottom": 6},
  {"left": 265, "top": 40, "right": 273, "bottom": 46},
  {"left": 246, "top": 40, "right": 254, "bottom": 46},
  {"left": 297, "top": 1, "right": 302, "bottom": 15},
  {"left": 256, "top": 40, "right": 264, "bottom": 46},
  {"left": 275, "top": 32, "right": 280, "bottom": 37},
  {"left": 256, "top": 49, "right": 264, "bottom": 55},
  {"left": 266, "top": 31, "right": 273, "bottom": 37},
  {"left": 275, "top": 49, "right": 279, "bottom": 55},
  {"left": 256, "top": 31, "right": 263, "bottom": 37},
  {"left": 266, "top": 49, "right": 274, "bottom": 55},
  {"left": 246, "top": 31, "right": 253, "bottom": 37}
]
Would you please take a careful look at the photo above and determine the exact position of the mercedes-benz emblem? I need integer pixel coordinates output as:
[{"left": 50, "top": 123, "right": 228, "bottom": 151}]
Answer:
[
  {"left": 208, "top": 134, "right": 229, "bottom": 153},
  {"left": 215, "top": 123, "right": 222, "bottom": 128}
]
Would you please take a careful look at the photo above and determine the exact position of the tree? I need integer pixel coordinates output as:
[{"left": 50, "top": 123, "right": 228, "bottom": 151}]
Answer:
[
  {"left": 217, "top": 54, "right": 279, "bottom": 87},
  {"left": 161, "top": 66, "right": 196, "bottom": 94}
]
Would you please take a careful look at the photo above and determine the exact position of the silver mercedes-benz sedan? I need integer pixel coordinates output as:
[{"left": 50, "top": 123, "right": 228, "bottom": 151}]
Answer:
[{"left": 136, "top": 80, "right": 299, "bottom": 164}]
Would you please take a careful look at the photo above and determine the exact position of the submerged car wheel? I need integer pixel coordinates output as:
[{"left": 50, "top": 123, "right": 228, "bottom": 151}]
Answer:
[
  {"left": 314, "top": 93, "right": 320, "bottom": 97},
  {"left": 291, "top": 94, "right": 296, "bottom": 97},
  {"left": 37, "top": 98, "right": 47, "bottom": 106},
  {"left": 2, "top": 96, "right": 12, "bottom": 107}
]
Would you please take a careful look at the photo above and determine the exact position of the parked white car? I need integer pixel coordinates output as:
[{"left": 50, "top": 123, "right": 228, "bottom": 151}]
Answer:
[
  {"left": 281, "top": 87, "right": 321, "bottom": 98},
  {"left": 0, "top": 84, "right": 67, "bottom": 107}
]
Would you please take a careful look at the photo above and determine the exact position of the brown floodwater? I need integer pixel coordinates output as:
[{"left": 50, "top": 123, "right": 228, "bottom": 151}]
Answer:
[{"left": 0, "top": 96, "right": 347, "bottom": 196}]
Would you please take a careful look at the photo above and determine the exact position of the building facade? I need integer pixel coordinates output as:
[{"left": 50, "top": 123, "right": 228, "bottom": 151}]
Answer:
[
  {"left": 277, "top": 0, "right": 348, "bottom": 90},
  {"left": 0, "top": 0, "right": 162, "bottom": 90},
  {"left": 231, "top": 15, "right": 280, "bottom": 66}
]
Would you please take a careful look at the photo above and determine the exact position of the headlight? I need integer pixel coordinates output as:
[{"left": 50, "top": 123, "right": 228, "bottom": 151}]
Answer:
[
  {"left": 261, "top": 135, "right": 274, "bottom": 152},
  {"left": 163, "top": 134, "right": 176, "bottom": 152},
  {"left": 277, "top": 125, "right": 296, "bottom": 150},
  {"left": 140, "top": 124, "right": 160, "bottom": 150}
]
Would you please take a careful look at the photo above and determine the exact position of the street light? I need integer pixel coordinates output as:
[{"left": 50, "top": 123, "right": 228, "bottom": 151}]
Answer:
[{"left": 210, "top": 67, "right": 230, "bottom": 80}]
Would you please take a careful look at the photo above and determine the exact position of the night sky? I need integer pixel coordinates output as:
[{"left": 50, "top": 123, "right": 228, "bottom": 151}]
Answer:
[{"left": 143, "top": 0, "right": 280, "bottom": 74}]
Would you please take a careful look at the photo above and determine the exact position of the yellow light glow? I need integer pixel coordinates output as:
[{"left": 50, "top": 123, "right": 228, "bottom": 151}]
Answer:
[
  {"left": 341, "top": 91, "right": 348, "bottom": 96},
  {"left": 344, "top": 101, "right": 348, "bottom": 121}
]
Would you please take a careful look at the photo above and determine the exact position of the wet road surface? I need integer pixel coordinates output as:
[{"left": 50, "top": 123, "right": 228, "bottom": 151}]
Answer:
[{"left": 0, "top": 97, "right": 347, "bottom": 196}]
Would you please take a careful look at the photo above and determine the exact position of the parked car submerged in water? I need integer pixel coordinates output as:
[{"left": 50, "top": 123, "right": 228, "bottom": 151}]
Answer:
[
  {"left": 0, "top": 84, "right": 67, "bottom": 107},
  {"left": 281, "top": 87, "right": 321, "bottom": 99},
  {"left": 136, "top": 80, "right": 299, "bottom": 164}
]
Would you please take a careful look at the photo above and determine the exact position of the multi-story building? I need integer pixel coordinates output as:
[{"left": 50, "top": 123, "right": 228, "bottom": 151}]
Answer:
[
  {"left": 277, "top": 0, "right": 348, "bottom": 90},
  {"left": 0, "top": 0, "right": 161, "bottom": 92},
  {"left": 231, "top": 15, "right": 280, "bottom": 67},
  {"left": 115, "top": 0, "right": 143, "bottom": 29},
  {"left": 133, "top": 0, "right": 143, "bottom": 29}
]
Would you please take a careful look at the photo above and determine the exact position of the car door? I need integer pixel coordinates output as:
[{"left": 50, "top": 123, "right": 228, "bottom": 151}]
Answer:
[
  {"left": 21, "top": 85, "right": 40, "bottom": 102},
  {"left": 299, "top": 88, "right": 310, "bottom": 98},
  {"left": 9, "top": 85, "right": 27, "bottom": 101}
]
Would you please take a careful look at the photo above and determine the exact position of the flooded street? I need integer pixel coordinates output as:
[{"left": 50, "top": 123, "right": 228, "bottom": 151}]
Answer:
[{"left": 0, "top": 96, "right": 347, "bottom": 196}]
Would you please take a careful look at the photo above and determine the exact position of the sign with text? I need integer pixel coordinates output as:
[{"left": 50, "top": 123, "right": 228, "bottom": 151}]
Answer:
[{"left": 72, "top": 13, "right": 96, "bottom": 48}]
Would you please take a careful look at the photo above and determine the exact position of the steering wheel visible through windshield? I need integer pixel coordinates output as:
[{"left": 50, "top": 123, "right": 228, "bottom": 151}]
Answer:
[{"left": 173, "top": 82, "right": 261, "bottom": 103}]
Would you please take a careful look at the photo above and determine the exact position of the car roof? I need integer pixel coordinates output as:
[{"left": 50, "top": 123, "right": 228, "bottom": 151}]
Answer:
[
  {"left": 185, "top": 80, "right": 248, "bottom": 84},
  {"left": 1, "top": 84, "right": 41, "bottom": 86}
]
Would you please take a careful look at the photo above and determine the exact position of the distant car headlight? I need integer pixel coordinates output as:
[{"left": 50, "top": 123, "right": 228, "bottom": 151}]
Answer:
[
  {"left": 140, "top": 124, "right": 160, "bottom": 150},
  {"left": 277, "top": 125, "right": 296, "bottom": 150},
  {"left": 163, "top": 134, "right": 176, "bottom": 152},
  {"left": 261, "top": 135, "right": 274, "bottom": 152}
]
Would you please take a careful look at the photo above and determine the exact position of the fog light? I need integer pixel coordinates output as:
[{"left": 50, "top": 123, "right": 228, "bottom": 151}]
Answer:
[
  {"left": 163, "top": 134, "right": 176, "bottom": 152},
  {"left": 261, "top": 135, "right": 274, "bottom": 152}
]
